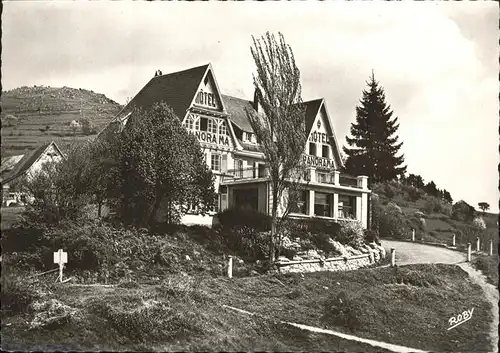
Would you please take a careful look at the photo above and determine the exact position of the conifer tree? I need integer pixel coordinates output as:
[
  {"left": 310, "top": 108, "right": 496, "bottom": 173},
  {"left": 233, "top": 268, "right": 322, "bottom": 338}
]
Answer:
[{"left": 343, "top": 72, "right": 406, "bottom": 183}]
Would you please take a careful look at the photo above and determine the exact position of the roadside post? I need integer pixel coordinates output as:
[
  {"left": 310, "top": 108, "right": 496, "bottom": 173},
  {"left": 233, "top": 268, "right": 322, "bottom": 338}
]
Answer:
[
  {"left": 476, "top": 237, "right": 480, "bottom": 252},
  {"left": 53, "top": 249, "right": 68, "bottom": 283},
  {"left": 467, "top": 243, "right": 471, "bottom": 262},
  {"left": 452, "top": 234, "right": 456, "bottom": 247},
  {"left": 390, "top": 248, "right": 396, "bottom": 267},
  {"left": 411, "top": 229, "right": 415, "bottom": 242},
  {"left": 489, "top": 239, "right": 493, "bottom": 256},
  {"left": 227, "top": 255, "right": 233, "bottom": 279}
]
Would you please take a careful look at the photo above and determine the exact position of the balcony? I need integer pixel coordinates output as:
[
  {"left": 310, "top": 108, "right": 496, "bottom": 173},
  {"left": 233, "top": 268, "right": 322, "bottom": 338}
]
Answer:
[
  {"left": 339, "top": 174, "right": 360, "bottom": 188},
  {"left": 221, "top": 165, "right": 368, "bottom": 190},
  {"left": 221, "top": 166, "right": 269, "bottom": 183}
]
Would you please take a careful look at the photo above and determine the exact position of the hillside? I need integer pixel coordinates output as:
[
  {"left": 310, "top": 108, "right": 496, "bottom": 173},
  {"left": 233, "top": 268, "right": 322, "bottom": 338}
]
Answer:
[
  {"left": 1, "top": 86, "right": 122, "bottom": 157},
  {"left": 372, "top": 181, "right": 498, "bottom": 246}
]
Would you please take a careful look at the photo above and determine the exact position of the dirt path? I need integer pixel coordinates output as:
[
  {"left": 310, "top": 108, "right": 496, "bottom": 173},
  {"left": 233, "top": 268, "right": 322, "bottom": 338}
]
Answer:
[{"left": 381, "top": 239, "right": 498, "bottom": 352}]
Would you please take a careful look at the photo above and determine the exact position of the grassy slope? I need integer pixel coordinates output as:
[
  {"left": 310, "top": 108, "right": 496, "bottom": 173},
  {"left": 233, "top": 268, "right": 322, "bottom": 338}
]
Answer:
[
  {"left": 375, "top": 182, "right": 499, "bottom": 249},
  {"left": 1, "top": 264, "right": 491, "bottom": 352},
  {"left": 1, "top": 86, "right": 122, "bottom": 157},
  {"left": 2, "top": 278, "right": 391, "bottom": 353}
]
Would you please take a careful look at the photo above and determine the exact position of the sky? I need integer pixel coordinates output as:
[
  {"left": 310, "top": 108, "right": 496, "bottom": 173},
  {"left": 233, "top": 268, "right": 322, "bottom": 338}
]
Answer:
[{"left": 2, "top": 1, "right": 498, "bottom": 213}]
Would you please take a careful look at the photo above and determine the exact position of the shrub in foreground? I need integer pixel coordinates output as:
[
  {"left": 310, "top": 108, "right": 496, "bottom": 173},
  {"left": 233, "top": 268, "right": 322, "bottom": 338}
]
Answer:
[
  {"left": 1, "top": 273, "right": 53, "bottom": 316},
  {"left": 337, "top": 219, "right": 364, "bottom": 248},
  {"left": 377, "top": 202, "right": 407, "bottom": 239},
  {"left": 217, "top": 208, "right": 271, "bottom": 232}
]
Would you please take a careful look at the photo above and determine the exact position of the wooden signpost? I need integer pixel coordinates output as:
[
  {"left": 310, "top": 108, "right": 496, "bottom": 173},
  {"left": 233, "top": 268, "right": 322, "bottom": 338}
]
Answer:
[{"left": 53, "top": 249, "right": 69, "bottom": 283}]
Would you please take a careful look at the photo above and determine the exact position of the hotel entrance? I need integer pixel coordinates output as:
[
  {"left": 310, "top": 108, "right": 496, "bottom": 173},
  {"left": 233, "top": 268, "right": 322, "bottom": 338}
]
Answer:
[{"left": 234, "top": 188, "right": 259, "bottom": 211}]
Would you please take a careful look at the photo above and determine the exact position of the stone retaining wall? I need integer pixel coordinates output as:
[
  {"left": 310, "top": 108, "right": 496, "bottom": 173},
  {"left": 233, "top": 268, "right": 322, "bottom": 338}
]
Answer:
[{"left": 276, "top": 248, "right": 385, "bottom": 274}]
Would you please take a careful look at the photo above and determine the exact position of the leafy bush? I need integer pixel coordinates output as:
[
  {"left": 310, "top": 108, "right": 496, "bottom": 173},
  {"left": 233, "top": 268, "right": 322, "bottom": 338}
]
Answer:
[
  {"left": 377, "top": 202, "right": 407, "bottom": 239},
  {"left": 452, "top": 200, "right": 476, "bottom": 222},
  {"left": 406, "top": 186, "right": 423, "bottom": 202},
  {"left": 472, "top": 217, "right": 486, "bottom": 230},
  {"left": 422, "top": 196, "right": 445, "bottom": 214},
  {"left": 217, "top": 208, "right": 271, "bottom": 231},
  {"left": 383, "top": 183, "right": 397, "bottom": 198},
  {"left": 337, "top": 219, "right": 364, "bottom": 248},
  {"left": 215, "top": 226, "right": 268, "bottom": 261},
  {"left": 279, "top": 218, "right": 341, "bottom": 255}
]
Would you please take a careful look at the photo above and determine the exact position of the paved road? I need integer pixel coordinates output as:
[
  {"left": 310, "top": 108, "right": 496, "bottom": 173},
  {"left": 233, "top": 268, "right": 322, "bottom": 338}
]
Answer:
[{"left": 381, "top": 239, "right": 466, "bottom": 265}]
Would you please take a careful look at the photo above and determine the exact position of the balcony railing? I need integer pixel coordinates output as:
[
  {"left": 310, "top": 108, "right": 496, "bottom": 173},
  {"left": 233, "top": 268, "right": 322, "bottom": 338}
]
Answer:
[
  {"left": 221, "top": 165, "right": 366, "bottom": 189},
  {"left": 339, "top": 174, "right": 359, "bottom": 188},
  {"left": 221, "top": 166, "right": 269, "bottom": 182}
]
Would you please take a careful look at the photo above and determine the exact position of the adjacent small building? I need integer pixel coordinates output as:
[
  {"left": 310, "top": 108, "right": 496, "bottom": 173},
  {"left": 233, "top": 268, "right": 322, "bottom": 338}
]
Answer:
[
  {"left": 105, "top": 63, "right": 371, "bottom": 227},
  {"left": 1, "top": 141, "right": 64, "bottom": 206}
]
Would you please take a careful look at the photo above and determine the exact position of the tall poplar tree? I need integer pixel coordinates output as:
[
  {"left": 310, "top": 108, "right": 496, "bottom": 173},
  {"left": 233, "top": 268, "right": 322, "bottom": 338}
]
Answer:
[
  {"left": 343, "top": 72, "right": 406, "bottom": 183},
  {"left": 247, "top": 32, "right": 307, "bottom": 262}
]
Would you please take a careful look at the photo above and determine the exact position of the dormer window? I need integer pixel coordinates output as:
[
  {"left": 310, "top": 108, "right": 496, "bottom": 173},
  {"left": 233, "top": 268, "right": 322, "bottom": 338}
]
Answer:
[{"left": 246, "top": 132, "right": 253, "bottom": 143}]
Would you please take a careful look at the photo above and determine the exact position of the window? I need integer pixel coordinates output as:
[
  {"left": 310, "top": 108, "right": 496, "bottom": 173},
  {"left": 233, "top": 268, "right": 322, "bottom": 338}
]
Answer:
[
  {"left": 322, "top": 145, "right": 329, "bottom": 158},
  {"left": 257, "top": 163, "right": 267, "bottom": 178},
  {"left": 234, "top": 159, "right": 243, "bottom": 178},
  {"left": 184, "top": 115, "right": 200, "bottom": 130},
  {"left": 220, "top": 193, "right": 227, "bottom": 211},
  {"left": 219, "top": 121, "right": 228, "bottom": 135},
  {"left": 211, "top": 154, "right": 221, "bottom": 171},
  {"left": 207, "top": 119, "right": 217, "bottom": 134},
  {"left": 338, "top": 195, "right": 356, "bottom": 219},
  {"left": 309, "top": 142, "right": 317, "bottom": 156},
  {"left": 314, "top": 192, "right": 332, "bottom": 217},
  {"left": 200, "top": 117, "right": 208, "bottom": 131},
  {"left": 246, "top": 132, "right": 253, "bottom": 142},
  {"left": 221, "top": 154, "right": 227, "bottom": 173},
  {"left": 291, "top": 190, "right": 308, "bottom": 214}
]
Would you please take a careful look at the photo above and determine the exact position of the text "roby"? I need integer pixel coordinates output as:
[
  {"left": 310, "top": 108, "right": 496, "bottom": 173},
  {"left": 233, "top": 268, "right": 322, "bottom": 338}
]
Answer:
[{"left": 448, "top": 308, "right": 474, "bottom": 330}]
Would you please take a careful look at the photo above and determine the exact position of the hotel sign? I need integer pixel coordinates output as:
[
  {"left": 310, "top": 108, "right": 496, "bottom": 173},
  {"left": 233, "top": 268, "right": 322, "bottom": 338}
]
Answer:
[
  {"left": 193, "top": 131, "right": 230, "bottom": 146},
  {"left": 309, "top": 130, "right": 330, "bottom": 144},
  {"left": 302, "top": 154, "right": 335, "bottom": 170},
  {"left": 195, "top": 90, "right": 219, "bottom": 109}
]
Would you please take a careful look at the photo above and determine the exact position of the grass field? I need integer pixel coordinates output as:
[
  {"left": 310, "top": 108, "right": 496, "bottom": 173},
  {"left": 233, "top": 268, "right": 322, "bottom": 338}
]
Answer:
[{"left": 1, "top": 264, "right": 492, "bottom": 352}]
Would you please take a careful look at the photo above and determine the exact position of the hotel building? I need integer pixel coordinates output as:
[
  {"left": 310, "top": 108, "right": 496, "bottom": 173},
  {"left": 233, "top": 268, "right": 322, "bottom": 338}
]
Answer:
[{"left": 107, "top": 64, "right": 371, "bottom": 227}]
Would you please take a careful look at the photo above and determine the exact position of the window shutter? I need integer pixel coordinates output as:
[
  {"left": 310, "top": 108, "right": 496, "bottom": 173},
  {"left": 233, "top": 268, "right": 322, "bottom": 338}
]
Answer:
[{"left": 221, "top": 154, "right": 227, "bottom": 173}]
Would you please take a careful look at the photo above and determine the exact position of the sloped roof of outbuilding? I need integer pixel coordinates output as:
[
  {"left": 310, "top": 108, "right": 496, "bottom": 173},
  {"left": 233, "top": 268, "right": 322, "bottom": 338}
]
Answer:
[{"left": 1, "top": 141, "right": 64, "bottom": 185}]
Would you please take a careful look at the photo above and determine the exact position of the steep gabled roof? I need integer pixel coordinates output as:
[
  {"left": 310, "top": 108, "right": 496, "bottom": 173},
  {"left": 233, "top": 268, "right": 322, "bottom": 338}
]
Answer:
[
  {"left": 221, "top": 94, "right": 256, "bottom": 132},
  {"left": 303, "top": 98, "right": 324, "bottom": 134},
  {"left": 1, "top": 141, "right": 64, "bottom": 185},
  {"left": 116, "top": 64, "right": 210, "bottom": 120},
  {"left": 222, "top": 94, "right": 324, "bottom": 136}
]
